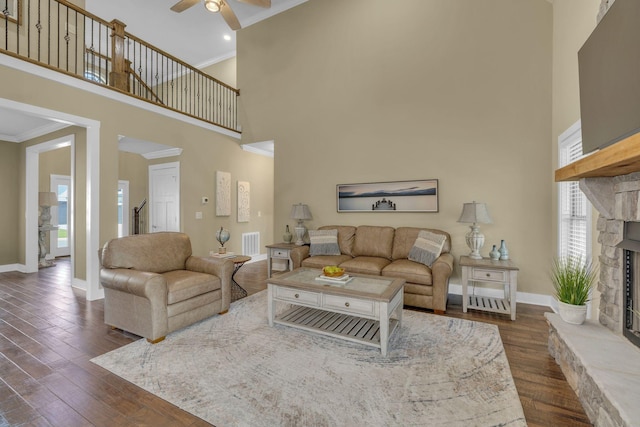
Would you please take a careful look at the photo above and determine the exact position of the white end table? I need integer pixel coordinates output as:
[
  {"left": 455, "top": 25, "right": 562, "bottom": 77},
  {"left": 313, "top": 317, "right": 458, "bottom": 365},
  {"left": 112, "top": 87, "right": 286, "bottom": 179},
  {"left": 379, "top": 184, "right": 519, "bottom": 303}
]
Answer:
[
  {"left": 460, "top": 256, "right": 519, "bottom": 321},
  {"left": 266, "top": 243, "right": 297, "bottom": 277}
]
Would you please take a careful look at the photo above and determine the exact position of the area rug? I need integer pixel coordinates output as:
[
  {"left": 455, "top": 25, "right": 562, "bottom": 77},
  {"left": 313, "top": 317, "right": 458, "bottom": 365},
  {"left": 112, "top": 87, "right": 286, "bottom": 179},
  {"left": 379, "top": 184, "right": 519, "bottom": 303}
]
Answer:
[{"left": 91, "top": 291, "right": 526, "bottom": 426}]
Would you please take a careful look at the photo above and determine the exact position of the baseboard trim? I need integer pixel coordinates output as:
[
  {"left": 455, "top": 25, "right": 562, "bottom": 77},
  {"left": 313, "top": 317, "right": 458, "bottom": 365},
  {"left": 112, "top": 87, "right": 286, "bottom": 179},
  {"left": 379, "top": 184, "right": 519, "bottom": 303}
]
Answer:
[{"left": 0, "top": 263, "right": 27, "bottom": 273}]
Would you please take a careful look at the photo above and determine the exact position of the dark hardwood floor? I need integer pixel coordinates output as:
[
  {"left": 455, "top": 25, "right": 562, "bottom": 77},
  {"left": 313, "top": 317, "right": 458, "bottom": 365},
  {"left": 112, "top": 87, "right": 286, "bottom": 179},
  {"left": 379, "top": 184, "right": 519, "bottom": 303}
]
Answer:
[{"left": 0, "top": 258, "right": 590, "bottom": 426}]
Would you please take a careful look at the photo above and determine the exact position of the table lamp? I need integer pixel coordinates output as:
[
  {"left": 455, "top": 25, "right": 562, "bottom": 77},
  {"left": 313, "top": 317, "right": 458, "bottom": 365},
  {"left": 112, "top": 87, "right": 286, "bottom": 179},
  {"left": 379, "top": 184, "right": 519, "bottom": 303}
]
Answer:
[
  {"left": 290, "top": 203, "right": 312, "bottom": 246},
  {"left": 457, "top": 201, "right": 492, "bottom": 259}
]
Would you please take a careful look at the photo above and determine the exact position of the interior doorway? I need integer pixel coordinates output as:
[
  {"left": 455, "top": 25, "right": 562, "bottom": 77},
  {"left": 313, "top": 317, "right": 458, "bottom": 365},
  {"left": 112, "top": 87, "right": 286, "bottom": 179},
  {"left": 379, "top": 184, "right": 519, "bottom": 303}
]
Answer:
[{"left": 50, "top": 174, "right": 71, "bottom": 257}]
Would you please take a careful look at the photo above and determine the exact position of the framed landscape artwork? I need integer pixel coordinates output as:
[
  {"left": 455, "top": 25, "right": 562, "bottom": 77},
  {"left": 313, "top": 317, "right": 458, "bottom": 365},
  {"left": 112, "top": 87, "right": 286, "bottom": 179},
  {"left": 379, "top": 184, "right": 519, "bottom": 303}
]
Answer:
[{"left": 337, "top": 179, "right": 439, "bottom": 213}]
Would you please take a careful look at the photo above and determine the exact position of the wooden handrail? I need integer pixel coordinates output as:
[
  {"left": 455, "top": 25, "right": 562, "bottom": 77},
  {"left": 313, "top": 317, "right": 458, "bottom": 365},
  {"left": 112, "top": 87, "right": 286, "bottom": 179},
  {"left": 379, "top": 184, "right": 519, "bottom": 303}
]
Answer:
[
  {"left": 124, "top": 31, "right": 240, "bottom": 94},
  {"left": 2, "top": 0, "right": 241, "bottom": 132}
]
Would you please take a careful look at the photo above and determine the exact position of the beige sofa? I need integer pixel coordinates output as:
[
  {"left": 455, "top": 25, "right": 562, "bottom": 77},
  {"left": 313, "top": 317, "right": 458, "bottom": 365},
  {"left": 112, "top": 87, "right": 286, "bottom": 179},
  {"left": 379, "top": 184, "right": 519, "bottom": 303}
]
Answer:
[
  {"left": 290, "top": 225, "right": 454, "bottom": 313},
  {"left": 100, "top": 232, "right": 233, "bottom": 343}
]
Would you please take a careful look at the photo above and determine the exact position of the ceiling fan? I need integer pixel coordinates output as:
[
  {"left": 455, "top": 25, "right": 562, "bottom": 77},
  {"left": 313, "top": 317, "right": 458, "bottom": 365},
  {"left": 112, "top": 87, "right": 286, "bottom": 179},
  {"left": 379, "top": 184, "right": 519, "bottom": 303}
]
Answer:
[{"left": 170, "top": 0, "right": 271, "bottom": 31}]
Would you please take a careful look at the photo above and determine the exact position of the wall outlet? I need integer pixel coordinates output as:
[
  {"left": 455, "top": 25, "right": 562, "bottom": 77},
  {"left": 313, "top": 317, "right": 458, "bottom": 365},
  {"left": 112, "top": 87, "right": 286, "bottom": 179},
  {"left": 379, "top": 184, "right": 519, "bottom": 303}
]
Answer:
[{"left": 195, "top": 211, "right": 203, "bottom": 219}]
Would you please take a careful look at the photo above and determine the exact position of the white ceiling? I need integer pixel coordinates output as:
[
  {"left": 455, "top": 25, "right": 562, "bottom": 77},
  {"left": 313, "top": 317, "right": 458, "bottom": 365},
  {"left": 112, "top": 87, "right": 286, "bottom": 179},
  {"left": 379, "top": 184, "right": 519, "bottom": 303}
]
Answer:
[
  {"left": 84, "top": 0, "right": 307, "bottom": 67},
  {"left": 0, "top": 0, "right": 306, "bottom": 154}
]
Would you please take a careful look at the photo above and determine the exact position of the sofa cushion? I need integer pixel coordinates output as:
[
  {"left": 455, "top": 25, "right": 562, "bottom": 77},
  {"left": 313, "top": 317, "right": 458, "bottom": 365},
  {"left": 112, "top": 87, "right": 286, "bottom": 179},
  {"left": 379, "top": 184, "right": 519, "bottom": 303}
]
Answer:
[
  {"left": 340, "top": 256, "right": 391, "bottom": 275},
  {"left": 302, "top": 254, "right": 353, "bottom": 270},
  {"left": 319, "top": 225, "right": 356, "bottom": 256},
  {"left": 392, "top": 227, "right": 451, "bottom": 260},
  {"left": 408, "top": 230, "right": 446, "bottom": 268},
  {"left": 308, "top": 229, "right": 341, "bottom": 256},
  {"left": 351, "top": 226, "right": 395, "bottom": 259},
  {"left": 164, "top": 269, "right": 221, "bottom": 304},
  {"left": 382, "top": 259, "right": 433, "bottom": 286}
]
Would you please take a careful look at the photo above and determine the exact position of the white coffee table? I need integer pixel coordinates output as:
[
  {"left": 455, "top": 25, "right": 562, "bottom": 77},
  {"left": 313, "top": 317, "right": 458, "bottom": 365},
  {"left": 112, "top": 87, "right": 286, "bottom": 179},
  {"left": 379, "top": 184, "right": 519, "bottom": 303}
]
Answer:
[{"left": 267, "top": 268, "right": 405, "bottom": 356}]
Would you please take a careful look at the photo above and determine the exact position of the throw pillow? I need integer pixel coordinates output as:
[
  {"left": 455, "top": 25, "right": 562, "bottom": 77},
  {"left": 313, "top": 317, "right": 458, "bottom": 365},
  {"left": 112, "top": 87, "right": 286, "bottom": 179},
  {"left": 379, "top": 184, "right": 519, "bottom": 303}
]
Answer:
[
  {"left": 408, "top": 230, "right": 446, "bottom": 267},
  {"left": 309, "top": 229, "right": 341, "bottom": 256}
]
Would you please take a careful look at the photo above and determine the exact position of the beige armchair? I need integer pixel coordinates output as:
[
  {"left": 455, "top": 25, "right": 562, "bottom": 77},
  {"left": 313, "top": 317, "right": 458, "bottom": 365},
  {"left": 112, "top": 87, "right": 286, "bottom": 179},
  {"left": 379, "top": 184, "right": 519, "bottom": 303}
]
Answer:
[{"left": 100, "top": 232, "right": 233, "bottom": 343}]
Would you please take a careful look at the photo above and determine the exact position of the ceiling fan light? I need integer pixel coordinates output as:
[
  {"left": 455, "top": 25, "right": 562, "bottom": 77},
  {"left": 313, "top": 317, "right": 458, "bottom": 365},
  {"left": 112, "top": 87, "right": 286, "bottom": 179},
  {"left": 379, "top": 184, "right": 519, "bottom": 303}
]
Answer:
[{"left": 204, "top": 0, "right": 221, "bottom": 13}]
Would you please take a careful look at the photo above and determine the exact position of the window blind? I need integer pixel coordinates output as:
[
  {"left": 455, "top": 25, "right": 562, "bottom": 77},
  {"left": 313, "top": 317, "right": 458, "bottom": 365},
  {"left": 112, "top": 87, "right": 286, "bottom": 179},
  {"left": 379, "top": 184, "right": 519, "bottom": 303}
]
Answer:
[{"left": 559, "top": 134, "right": 589, "bottom": 260}]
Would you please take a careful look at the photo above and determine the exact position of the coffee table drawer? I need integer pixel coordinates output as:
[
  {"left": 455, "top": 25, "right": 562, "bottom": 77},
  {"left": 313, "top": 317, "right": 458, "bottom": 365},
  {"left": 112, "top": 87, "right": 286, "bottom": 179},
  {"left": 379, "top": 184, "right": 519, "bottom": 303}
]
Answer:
[
  {"left": 275, "top": 287, "right": 320, "bottom": 306},
  {"left": 323, "top": 294, "right": 376, "bottom": 317}
]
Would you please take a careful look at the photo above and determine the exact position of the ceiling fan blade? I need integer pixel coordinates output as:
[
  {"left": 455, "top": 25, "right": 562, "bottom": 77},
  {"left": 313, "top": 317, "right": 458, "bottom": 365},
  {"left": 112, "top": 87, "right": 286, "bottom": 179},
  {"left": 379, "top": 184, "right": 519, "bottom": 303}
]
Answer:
[
  {"left": 238, "top": 0, "right": 271, "bottom": 8},
  {"left": 170, "top": 0, "right": 200, "bottom": 13},
  {"left": 220, "top": 2, "right": 242, "bottom": 30}
]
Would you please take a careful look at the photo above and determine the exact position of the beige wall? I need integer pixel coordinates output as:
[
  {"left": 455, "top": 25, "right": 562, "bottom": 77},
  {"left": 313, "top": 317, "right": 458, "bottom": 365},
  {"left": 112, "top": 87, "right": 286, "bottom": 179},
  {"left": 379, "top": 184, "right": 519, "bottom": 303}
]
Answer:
[
  {"left": 1, "top": 62, "right": 273, "bottom": 278},
  {"left": 203, "top": 57, "right": 237, "bottom": 88},
  {"left": 238, "top": 0, "right": 553, "bottom": 294},
  {"left": 39, "top": 147, "right": 71, "bottom": 192},
  {"left": 0, "top": 141, "right": 20, "bottom": 265}
]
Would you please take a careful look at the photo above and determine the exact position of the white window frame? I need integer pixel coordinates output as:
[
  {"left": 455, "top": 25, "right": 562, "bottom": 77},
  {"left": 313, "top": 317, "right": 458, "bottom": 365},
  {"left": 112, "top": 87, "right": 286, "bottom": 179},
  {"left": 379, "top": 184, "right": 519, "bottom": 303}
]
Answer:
[{"left": 557, "top": 120, "right": 592, "bottom": 262}]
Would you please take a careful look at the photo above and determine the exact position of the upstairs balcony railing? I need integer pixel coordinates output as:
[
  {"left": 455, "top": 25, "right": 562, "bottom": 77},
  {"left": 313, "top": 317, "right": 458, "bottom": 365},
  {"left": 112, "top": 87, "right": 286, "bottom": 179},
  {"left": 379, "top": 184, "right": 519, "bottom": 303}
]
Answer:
[{"left": 1, "top": 0, "right": 240, "bottom": 133}]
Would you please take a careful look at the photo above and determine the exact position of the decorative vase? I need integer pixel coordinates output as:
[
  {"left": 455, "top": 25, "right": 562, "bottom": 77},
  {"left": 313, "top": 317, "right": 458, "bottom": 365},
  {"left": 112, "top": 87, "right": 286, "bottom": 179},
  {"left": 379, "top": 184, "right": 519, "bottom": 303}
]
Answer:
[
  {"left": 557, "top": 300, "right": 588, "bottom": 325},
  {"left": 499, "top": 240, "right": 509, "bottom": 260},
  {"left": 489, "top": 245, "right": 500, "bottom": 260},
  {"left": 283, "top": 225, "right": 293, "bottom": 243}
]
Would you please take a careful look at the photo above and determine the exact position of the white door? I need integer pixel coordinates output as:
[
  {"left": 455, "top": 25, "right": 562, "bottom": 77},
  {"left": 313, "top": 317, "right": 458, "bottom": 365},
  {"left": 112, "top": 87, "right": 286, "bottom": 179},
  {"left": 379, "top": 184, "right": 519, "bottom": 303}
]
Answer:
[
  {"left": 149, "top": 162, "right": 180, "bottom": 232},
  {"left": 118, "top": 180, "right": 130, "bottom": 237},
  {"left": 50, "top": 175, "right": 71, "bottom": 257}
]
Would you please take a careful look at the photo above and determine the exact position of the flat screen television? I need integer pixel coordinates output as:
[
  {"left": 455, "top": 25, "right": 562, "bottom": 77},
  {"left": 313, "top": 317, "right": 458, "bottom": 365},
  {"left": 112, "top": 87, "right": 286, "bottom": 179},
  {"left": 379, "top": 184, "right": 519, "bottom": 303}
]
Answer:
[{"left": 578, "top": 0, "right": 640, "bottom": 154}]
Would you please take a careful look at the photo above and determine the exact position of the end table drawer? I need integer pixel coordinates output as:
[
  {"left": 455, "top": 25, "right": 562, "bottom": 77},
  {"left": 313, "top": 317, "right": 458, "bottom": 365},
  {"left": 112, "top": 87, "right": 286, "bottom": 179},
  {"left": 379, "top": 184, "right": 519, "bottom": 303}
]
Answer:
[
  {"left": 271, "top": 249, "right": 290, "bottom": 258},
  {"left": 275, "top": 287, "right": 320, "bottom": 306},
  {"left": 323, "top": 294, "right": 375, "bottom": 317},
  {"left": 472, "top": 268, "right": 506, "bottom": 282}
]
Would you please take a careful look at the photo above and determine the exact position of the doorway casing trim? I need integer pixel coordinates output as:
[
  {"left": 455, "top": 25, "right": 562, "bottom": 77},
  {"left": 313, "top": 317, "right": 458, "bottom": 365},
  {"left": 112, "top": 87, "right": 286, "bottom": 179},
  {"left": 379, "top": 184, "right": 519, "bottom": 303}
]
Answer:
[{"left": 2, "top": 97, "right": 103, "bottom": 301}]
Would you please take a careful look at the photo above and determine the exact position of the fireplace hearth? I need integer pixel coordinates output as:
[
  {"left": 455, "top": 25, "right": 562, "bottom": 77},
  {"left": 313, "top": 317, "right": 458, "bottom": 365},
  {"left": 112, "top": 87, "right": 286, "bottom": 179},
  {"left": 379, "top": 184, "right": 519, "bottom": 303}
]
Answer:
[{"left": 546, "top": 172, "right": 640, "bottom": 426}]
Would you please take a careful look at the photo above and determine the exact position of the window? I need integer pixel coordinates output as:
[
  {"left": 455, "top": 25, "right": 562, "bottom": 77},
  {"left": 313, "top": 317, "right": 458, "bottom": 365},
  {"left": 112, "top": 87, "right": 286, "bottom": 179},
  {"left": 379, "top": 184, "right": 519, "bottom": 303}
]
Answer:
[{"left": 558, "top": 121, "right": 591, "bottom": 260}]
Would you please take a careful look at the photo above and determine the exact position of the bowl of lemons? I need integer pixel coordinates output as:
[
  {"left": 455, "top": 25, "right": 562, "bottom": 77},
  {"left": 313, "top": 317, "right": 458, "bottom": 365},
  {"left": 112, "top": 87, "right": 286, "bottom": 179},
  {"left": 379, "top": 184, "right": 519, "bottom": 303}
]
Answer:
[{"left": 323, "top": 265, "right": 345, "bottom": 277}]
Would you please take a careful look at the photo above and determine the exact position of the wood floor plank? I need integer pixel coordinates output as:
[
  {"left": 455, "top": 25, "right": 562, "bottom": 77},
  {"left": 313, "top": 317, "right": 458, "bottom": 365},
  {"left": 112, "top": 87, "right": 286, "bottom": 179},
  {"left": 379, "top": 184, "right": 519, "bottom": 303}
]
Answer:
[{"left": 0, "top": 258, "right": 591, "bottom": 426}]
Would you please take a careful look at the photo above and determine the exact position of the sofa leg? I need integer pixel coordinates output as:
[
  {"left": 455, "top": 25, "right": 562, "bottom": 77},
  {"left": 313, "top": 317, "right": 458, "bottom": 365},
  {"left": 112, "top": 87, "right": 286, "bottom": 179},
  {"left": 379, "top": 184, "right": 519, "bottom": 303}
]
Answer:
[
  {"left": 147, "top": 336, "right": 165, "bottom": 344},
  {"left": 219, "top": 309, "right": 229, "bottom": 315},
  {"left": 434, "top": 309, "right": 445, "bottom": 315}
]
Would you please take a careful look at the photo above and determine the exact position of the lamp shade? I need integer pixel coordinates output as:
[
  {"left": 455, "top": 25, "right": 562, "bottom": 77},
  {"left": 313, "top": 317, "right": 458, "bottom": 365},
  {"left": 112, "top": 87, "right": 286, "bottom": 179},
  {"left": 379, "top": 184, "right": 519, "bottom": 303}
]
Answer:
[
  {"left": 38, "top": 192, "right": 58, "bottom": 207},
  {"left": 457, "top": 201, "right": 492, "bottom": 224},
  {"left": 290, "top": 203, "right": 312, "bottom": 220}
]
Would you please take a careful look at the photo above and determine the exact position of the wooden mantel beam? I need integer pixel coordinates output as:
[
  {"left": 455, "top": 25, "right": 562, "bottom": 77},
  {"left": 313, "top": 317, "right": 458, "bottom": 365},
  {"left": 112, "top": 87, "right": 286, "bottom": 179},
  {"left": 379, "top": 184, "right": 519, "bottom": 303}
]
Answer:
[{"left": 555, "top": 132, "right": 640, "bottom": 181}]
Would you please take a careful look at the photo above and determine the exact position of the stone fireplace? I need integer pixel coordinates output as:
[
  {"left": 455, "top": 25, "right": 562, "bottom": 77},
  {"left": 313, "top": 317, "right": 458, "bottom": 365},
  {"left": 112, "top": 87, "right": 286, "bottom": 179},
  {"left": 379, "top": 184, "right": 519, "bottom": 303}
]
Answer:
[{"left": 547, "top": 172, "right": 640, "bottom": 427}]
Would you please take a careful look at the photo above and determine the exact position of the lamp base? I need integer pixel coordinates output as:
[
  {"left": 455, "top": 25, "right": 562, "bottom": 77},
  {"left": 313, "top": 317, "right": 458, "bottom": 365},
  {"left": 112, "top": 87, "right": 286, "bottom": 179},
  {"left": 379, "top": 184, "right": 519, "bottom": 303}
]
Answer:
[
  {"left": 465, "top": 224, "right": 485, "bottom": 260},
  {"left": 294, "top": 225, "right": 306, "bottom": 246}
]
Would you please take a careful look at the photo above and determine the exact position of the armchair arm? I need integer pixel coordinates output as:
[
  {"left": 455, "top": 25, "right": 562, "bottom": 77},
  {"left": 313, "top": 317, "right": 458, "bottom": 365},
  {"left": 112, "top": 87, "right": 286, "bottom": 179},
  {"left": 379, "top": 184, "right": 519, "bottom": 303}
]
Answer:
[
  {"left": 100, "top": 268, "right": 169, "bottom": 341},
  {"left": 431, "top": 252, "right": 454, "bottom": 313},
  {"left": 99, "top": 268, "right": 168, "bottom": 303},
  {"left": 290, "top": 245, "right": 310, "bottom": 269},
  {"left": 185, "top": 256, "right": 234, "bottom": 310}
]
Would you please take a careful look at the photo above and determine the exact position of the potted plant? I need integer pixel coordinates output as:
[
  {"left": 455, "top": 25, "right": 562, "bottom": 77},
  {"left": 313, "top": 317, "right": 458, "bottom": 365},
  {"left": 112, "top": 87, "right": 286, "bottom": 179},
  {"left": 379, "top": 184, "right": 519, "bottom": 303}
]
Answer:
[{"left": 551, "top": 256, "right": 597, "bottom": 325}]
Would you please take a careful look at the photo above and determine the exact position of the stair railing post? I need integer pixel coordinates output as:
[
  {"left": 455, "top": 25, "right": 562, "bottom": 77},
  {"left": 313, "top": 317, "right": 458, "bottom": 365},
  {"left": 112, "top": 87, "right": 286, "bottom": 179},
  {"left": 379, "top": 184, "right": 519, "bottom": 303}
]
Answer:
[{"left": 109, "top": 19, "right": 129, "bottom": 92}]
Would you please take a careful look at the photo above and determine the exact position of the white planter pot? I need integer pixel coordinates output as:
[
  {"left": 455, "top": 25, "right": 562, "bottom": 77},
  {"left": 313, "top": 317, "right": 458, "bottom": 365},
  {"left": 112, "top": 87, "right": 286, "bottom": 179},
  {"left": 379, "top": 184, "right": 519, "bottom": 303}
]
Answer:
[{"left": 557, "top": 301, "right": 587, "bottom": 325}]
